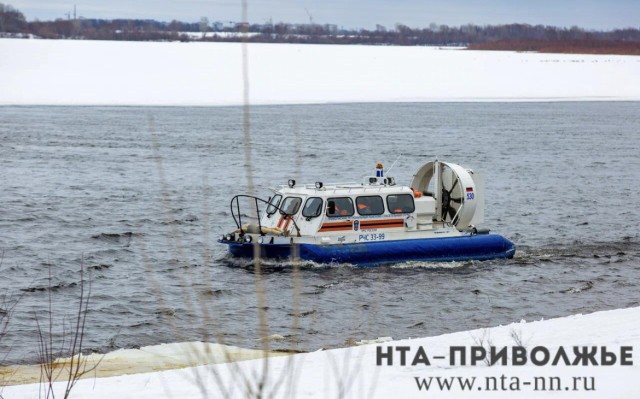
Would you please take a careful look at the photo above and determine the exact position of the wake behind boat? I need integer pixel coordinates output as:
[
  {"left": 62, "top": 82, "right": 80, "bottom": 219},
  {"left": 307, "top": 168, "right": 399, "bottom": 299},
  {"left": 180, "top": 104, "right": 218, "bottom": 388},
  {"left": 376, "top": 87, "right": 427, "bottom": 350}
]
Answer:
[{"left": 219, "top": 160, "right": 515, "bottom": 266}]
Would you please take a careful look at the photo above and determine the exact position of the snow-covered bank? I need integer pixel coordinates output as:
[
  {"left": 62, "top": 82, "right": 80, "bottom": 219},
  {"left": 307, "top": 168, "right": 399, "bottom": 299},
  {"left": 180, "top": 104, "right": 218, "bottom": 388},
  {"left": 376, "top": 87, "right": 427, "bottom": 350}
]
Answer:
[
  {"left": 0, "top": 342, "right": 289, "bottom": 386},
  {"left": 4, "top": 306, "right": 640, "bottom": 398},
  {"left": 1, "top": 39, "right": 639, "bottom": 106}
]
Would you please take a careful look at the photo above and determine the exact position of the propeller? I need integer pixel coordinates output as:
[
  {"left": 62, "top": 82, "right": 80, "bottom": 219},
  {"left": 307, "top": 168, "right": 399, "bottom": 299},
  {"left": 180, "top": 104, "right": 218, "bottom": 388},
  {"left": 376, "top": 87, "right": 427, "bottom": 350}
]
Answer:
[
  {"left": 411, "top": 160, "right": 478, "bottom": 231},
  {"left": 440, "top": 169, "right": 463, "bottom": 225}
]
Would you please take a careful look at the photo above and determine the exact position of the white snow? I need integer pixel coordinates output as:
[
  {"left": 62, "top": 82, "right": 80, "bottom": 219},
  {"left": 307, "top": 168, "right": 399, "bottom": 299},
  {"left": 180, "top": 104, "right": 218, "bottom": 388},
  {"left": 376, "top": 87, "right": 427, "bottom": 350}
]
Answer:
[
  {"left": 4, "top": 306, "right": 640, "bottom": 398},
  {"left": 1, "top": 38, "right": 639, "bottom": 106}
]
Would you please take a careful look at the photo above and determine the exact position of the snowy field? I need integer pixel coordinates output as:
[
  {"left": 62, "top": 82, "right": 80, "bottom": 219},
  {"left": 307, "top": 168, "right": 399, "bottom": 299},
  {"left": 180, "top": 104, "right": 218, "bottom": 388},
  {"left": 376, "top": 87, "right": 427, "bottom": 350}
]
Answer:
[
  {"left": 1, "top": 38, "right": 640, "bottom": 106},
  {"left": 4, "top": 306, "right": 640, "bottom": 398}
]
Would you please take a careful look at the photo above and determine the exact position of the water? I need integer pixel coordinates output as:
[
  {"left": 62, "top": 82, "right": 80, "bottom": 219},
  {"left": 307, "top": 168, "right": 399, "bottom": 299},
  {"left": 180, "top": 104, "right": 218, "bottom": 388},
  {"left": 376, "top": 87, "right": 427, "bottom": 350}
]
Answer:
[{"left": 1, "top": 102, "right": 639, "bottom": 365}]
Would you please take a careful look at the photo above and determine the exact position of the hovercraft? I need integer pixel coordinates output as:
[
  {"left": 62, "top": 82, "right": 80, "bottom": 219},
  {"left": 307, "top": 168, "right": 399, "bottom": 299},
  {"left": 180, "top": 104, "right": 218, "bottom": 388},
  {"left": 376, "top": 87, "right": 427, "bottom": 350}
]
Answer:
[{"left": 219, "top": 160, "right": 515, "bottom": 266}]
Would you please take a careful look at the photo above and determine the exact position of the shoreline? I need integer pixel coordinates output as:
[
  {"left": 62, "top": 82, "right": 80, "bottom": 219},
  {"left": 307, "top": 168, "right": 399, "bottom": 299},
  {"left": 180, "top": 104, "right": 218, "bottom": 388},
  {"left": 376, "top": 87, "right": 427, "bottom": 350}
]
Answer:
[{"left": 3, "top": 306, "right": 640, "bottom": 397}]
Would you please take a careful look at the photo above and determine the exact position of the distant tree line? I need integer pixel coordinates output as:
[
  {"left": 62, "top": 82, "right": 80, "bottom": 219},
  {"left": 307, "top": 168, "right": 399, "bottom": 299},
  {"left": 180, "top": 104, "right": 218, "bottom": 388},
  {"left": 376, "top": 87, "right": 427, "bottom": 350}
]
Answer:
[
  {"left": 220, "top": 23, "right": 640, "bottom": 48},
  {"left": 2, "top": 2, "right": 639, "bottom": 53},
  {"left": 468, "top": 39, "right": 640, "bottom": 56},
  {"left": 0, "top": 2, "right": 27, "bottom": 32}
]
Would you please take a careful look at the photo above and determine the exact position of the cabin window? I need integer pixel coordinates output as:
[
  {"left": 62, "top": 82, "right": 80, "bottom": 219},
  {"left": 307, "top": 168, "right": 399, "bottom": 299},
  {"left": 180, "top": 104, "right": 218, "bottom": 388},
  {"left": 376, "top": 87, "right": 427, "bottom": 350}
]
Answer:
[
  {"left": 326, "top": 197, "right": 354, "bottom": 218},
  {"left": 387, "top": 194, "right": 415, "bottom": 214},
  {"left": 302, "top": 197, "right": 323, "bottom": 218},
  {"left": 266, "top": 194, "right": 282, "bottom": 215},
  {"left": 279, "top": 197, "right": 302, "bottom": 215},
  {"left": 356, "top": 196, "right": 385, "bottom": 216}
]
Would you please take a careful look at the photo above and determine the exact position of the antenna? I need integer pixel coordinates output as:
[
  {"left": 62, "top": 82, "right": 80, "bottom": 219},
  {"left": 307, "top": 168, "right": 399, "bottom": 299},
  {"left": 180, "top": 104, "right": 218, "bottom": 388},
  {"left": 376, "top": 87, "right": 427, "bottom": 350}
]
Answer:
[{"left": 385, "top": 154, "right": 403, "bottom": 175}]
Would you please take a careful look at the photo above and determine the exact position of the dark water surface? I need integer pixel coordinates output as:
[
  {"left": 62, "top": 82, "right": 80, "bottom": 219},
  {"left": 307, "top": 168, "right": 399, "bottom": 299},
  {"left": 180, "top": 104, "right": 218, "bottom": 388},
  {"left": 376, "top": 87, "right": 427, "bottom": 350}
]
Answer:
[{"left": 1, "top": 103, "right": 639, "bottom": 365}]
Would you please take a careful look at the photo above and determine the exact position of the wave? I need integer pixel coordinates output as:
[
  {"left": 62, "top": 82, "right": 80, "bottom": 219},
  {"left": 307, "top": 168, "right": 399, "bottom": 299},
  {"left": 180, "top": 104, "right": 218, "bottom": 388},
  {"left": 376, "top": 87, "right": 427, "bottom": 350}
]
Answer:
[
  {"left": 20, "top": 281, "right": 77, "bottom": 293},
  {"left": 514, "top": 238, "right": 639, "bottom": 261},
  {"left": 91, "top": 231, "right": 143, "bottom": 245},
  {"left": 560, "top": 281, "right": 594, "bottom": 294}
]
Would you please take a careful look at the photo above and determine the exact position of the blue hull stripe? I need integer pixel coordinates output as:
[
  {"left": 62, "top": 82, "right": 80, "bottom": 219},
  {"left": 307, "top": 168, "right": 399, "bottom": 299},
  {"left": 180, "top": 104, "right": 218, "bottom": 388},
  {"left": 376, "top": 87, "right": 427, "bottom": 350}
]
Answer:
[{"left": 222, "top": 234, "right": 515, "bottom": 266}]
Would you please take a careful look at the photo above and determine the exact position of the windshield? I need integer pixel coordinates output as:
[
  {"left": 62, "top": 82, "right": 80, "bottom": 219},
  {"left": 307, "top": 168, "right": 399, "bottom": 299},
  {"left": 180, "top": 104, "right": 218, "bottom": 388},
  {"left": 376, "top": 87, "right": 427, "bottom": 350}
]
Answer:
[
  {"left": 280, "top": 196, "right": 302, "bottom": 215},
  {"left": 302, "top": 197, "right": 323, "bottom": 218},
  {"left": 266, "top": 194, "right": 282, "bottom": 215}
]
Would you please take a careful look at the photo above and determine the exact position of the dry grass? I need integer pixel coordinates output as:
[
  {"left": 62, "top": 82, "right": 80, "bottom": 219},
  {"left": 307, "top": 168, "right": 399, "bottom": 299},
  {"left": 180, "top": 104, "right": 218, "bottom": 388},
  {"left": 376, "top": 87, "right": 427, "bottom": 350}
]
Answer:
[{"left": 34, "top": 263, "right": 102, "bottom": 399}]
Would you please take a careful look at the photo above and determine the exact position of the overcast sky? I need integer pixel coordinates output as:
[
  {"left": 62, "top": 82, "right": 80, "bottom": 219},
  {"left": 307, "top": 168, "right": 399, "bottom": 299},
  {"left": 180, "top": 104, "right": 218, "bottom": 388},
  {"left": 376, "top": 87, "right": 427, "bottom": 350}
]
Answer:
[{"left": 10, "top": 0, "right": 640, "bottom": 30}]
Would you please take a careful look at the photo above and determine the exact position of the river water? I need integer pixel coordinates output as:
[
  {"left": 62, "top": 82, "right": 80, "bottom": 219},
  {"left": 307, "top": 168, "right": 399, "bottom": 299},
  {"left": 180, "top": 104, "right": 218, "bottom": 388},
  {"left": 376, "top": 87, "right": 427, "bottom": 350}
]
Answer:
[{"left": 1, "top": 102, "right": 639, "bottom": 365}]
